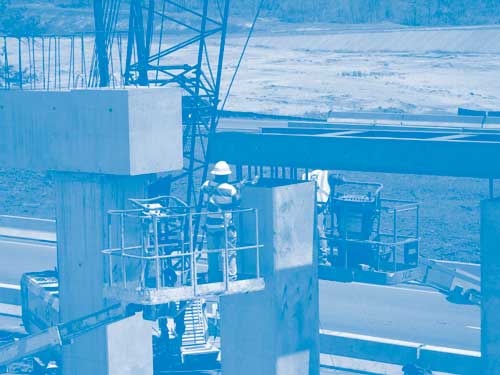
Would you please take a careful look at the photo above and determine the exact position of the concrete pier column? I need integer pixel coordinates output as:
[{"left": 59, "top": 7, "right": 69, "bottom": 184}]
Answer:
[
  {"left": 219, "top": 180, "right": 319, "bottom": 375},
  {"left": 55, "top": 172, "right": 154, "bottom": 375},
  {"left": 481, "top": 198, "right": 500, "bottom": 373},
  {"left": 0, "top": 88, "right": 183, "bottom": 375}
]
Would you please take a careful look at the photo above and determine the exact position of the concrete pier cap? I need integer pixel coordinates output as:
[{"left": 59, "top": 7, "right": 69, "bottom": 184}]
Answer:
[
  {"left": 0, "top": 87, "right": 183, "bottom": 175},
  {"left": 0, "top": 87, "right": 183, "bottom": 375}
]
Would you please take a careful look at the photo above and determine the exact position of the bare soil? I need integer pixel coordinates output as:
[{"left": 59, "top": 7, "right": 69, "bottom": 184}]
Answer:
[{"left": 2, "top": 24, "right": 498, "bottom": 263}]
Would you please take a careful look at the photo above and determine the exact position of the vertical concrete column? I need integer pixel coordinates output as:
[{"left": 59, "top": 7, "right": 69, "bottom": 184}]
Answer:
[
  {"left": 1, "top": 87, "right": 182, "bottom": 374},
  {"left": 55, "top": 172, "right": 154, "bottom": 375},
  {"left": 220, "top": 181, "right": 319, "bottom": 375},
  {"left": 481, "top": 198, "right": 500, "bottom": 373}
]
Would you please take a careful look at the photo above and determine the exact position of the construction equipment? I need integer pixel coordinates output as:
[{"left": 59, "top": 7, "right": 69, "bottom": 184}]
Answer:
[
  {"left": 0, "top": 1, "right": 273, "bottom": 372},
  {"left": 20, "top": 271, "right": 59, "bottom": 335},
  {"left": 320, "top": 179, "right": 421, "bottom": 284},
  {"left": 1, "top": 195, "right": 263, "bottom": 371},
  {"left": 16, "top": 270, "right": 220, "bottom": 373},
  {"left": 102, "top": 196, "right": 264, "bottom": 304},
  {"left": 16, "top": 271, "right": 219, "bottom": 369},
  {"left": 0, "top": 300, "right": 136, "bottom": 370}
]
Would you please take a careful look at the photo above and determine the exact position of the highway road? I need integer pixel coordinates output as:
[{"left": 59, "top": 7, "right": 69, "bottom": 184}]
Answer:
[
  {"left": 320, "top": 280, "right": 480, "bottom": 351},
  {"left": 0, "top": 237, "right": 56, "bottom": 285},
  {"left": 0, "top": 236, "right": 480, "bottom": 352}
]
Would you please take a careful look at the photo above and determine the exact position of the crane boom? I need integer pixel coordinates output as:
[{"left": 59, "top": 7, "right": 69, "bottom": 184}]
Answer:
[{"left": 0, "top": 303, "right": 134, "bottom": 368}]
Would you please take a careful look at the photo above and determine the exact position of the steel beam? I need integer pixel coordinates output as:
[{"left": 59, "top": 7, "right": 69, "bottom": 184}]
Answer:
[{"left": 209, "top": 128, "right": 500, "bottom": 178}]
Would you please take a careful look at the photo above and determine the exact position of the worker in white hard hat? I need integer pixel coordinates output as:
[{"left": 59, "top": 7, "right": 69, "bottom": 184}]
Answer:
[
  {"left": 201, "top": 161, "right": 241, "bottom": 282},
  {"left": 302, "top": 170, "right": 345, "bottom": 266},
  {"left": 303, "top": 170, "right": 331, "bottom": 265}
]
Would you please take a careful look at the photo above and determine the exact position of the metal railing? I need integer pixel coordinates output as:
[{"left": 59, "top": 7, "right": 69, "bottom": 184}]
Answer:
[
  {"left": 320, "top": 329, "right": 480, "bottom": 375},
  {"left": 102, "top": 206, "right": 263, "bottom": 304},
  {"left": 326, "top": 198, "right": 420, "bottom": 272}
]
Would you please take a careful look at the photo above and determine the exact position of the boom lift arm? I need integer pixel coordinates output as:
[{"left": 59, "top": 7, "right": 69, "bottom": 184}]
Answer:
[{"left": 0, "top": 303, "right": 136, "bottom": 368}]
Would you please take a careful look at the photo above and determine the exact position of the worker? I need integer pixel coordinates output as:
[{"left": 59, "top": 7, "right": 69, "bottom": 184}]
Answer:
[
  {"left": 303, "top": 170, "right": 331, "bottom": 265},
  {"left": 302, "top": 170, "right": 346, "bottom": 265},
  {"left": 201, "top": 161, "right": 241, "bottom": 282}
]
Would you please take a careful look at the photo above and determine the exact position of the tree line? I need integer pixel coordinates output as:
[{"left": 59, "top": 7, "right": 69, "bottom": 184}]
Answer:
[
  {"left": 139, "top": 0, "right": 499, "bottom": 25},
  {"left": 2, "top": 0, "right": 500, "bottom": 33},
  {"left": 236, "top": 0, "right": 500, "bottom": 26}
]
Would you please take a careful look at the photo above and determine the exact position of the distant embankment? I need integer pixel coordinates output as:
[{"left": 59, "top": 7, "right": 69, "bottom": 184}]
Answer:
[{"left": 251, "top": 25, "right": 500, "bottom": 54}]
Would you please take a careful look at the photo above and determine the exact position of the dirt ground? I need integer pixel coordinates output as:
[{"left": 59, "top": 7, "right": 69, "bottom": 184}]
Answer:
[
  {"left": 2, "top": 25, "right": 499, "bottom": 263},
  {"left": 338, "top": 171, "right": 496, "bottom": 264},
  {"left": 0, "top": 169, "right": 54, "bottom": 219},
  {"left": 0, "top": 167, "right": 493, "bottom": 263}
]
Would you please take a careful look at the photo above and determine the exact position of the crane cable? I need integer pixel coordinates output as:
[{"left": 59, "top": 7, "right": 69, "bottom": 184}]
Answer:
[{"left": 218, "top": 0, "right": 264, "bottom": 116}]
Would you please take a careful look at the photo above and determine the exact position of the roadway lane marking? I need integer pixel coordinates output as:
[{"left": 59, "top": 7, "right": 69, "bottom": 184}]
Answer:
[
  {"left": 436, "top": 260, "right": 480, "bottom": 267},
  {"left": 350, "top": 282, "right": 441, "bottom": 295},
  {"left": 0, "top": 238, "right": 56, "bottom": 249},
  {"left": 320, "top": 328, "right": 423, "bottom": 347},
  {"left": 466, "top": 326, "right": 481, "bottom": 330},
  {"left": 0, "top": 283, "right": 20, "bottom": 290}
]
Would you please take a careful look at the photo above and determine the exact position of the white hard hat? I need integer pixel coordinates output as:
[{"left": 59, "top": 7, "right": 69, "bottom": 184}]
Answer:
[
  {"left": 211, "top": 160, "right": 232, "bottom": 176},
  {"left": 309, "top": 170, "right": 323, "bottom": 180}
]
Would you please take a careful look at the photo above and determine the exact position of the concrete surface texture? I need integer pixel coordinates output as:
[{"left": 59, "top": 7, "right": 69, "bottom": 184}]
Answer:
[
  {"left": 220, "top": 181, "right": 319, "bottom": 375},
  {"left": 0, "top": 87, "right": 183, "bottom": 175},
  {"left": 55, "top": 172, "right": 154, "bottom": 375},
  {"left": 480, "top": 198, "right": 500, "bottom": 374},
  {"left": 0, "top": 87, "right": 188, "bottom": 375}
]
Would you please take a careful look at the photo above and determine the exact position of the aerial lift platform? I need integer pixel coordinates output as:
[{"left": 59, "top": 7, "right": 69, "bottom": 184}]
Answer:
[
  {"left": 102, "top": 196, "right": 264, "bottom": 304},
  {"left": 318, "top": 180, "right": 421, "bottom": 284},
  {"left": 0, "top": 196, "right": 264, "bottom": 371}
]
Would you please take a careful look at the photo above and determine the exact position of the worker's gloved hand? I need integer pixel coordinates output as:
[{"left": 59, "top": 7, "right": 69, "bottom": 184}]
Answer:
[{"left": 238, "top": 175, "right": 260, "bottom": 188}]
